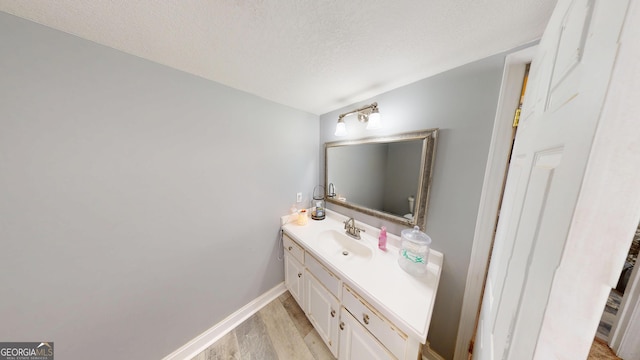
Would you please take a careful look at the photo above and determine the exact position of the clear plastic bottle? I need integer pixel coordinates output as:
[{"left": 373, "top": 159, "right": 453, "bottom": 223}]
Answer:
[{"left": 398, "top": 226, "right": 432, "bottom": 276}]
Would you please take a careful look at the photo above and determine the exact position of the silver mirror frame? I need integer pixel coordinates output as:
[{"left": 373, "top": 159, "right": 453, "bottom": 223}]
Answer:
[{"left": 324, "top": 129, "right": 438, "bottom": 230}]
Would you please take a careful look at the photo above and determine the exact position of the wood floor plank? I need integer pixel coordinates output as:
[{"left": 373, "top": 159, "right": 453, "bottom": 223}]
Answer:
[
  {"left": 588, "top": 338, "right": 621, "bottom": 360},
  {"left": 278, "top": 290, "right": 292, "bottom": 303},
  {"left": 191, "top": 291, "right": 335, "bottom": 360},
  {"left": 191, "top": 350, "right": 207, "bottom": 360},
  {"left": 259, "top": 300, "right": 315, "bottom": 360},
  {"left": 204, "top": 330, "right": 241, "bottom": 360},
  {"left": 235, "top": 313, "right": 279, "bottom": 360},
  {"left": 281, "top": 293, "right": 314, "bottom": 338},
  {"left": 304, "top": 329, "right": 336, "bottom": 360}
]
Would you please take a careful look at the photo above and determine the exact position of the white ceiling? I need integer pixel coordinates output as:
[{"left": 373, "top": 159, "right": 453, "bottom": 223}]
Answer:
[{"left": 0, "top": 1, "right": 557, "bottom": 115}]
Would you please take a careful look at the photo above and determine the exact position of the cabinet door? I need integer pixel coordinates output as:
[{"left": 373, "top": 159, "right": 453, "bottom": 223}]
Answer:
[
  {"left": 284, "top": 251, "right": 304, "bottom": 306},
  {"left": 339, "top": 308, "right": 396, "bottom": 360},
  {"left": 342, "top": 285, "right": 409, "bottom": 359},
  {"left": 306, "top": 272, "right": 340, "bottom": 357}
]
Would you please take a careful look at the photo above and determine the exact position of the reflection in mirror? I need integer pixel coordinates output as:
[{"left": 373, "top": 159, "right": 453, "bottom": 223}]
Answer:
[{"left": 325, "top": 129, "right": 438, "bottom": 229}]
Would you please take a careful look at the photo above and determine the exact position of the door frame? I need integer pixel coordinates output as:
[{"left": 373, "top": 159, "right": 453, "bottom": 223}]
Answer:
[
  {"left": 453, "top": 44, "right": 538, "bottom": 360},
  {"left": 610, "top": 253, "right": 640, "bottom": 357}
]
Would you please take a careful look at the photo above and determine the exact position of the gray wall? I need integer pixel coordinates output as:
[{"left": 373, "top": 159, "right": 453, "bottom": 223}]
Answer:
[
  {"left": 320, "top": 54, "right": 508, "bottom": 359},
  {"left": 0, "top": 13, "right": 319, "bottom": 360}
]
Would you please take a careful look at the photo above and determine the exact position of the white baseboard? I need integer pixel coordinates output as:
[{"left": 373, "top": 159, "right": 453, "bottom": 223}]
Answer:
[
  {"left": 423, "top": 341, "right": 446, "bottom": 360},
  {"left": 162, "top": 282, "right": 287, "bottom": 360}
]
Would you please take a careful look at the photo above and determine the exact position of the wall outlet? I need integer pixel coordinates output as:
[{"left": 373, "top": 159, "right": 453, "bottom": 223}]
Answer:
[{"left": 296, "top": 192, "right": 302, "bottom": 203}]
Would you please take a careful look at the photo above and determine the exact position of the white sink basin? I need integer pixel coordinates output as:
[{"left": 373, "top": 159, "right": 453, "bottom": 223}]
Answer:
[{"left": 317, "top": 229, "right": 373, "bottom": 262}]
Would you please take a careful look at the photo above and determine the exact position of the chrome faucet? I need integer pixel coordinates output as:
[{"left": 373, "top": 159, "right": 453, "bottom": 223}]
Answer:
[{"left": 344, "top": 217, "right": 365, "bottom": 240}]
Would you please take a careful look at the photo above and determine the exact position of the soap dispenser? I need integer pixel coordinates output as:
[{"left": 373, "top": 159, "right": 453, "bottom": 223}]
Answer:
[{"left": 378, "top": 226, "right": 387, "bottom": 251}]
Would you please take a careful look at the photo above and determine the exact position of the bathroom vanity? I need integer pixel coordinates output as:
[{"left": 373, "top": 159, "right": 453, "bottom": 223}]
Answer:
[{"left": 281, "top": 210, "right": 443, "bottom": 360}]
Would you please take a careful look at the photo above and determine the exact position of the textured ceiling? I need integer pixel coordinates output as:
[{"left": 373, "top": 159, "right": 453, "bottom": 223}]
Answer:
[{"left": 0, "top": 0, "right": 557, "bottom": 115}]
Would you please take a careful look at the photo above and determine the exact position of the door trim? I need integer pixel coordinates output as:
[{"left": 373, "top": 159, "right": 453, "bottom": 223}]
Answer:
[
  {"left": 610, "top": 246, "right": 640, "bottom": 357},
  {"left": 453, "top": 44, "right": 538, "bottom": 360}
]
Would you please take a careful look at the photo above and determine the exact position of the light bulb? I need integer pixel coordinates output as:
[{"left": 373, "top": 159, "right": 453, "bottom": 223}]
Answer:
[
  {"left": 366, "top": 110, "right": 382, "bottom": 130},
  {"left": 335, "top": 119, "right": 347, "bottom": 136}
]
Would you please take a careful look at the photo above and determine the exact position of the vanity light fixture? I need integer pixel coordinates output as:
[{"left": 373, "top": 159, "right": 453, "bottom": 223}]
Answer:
[{"left": 334, "top": 102, "right": 382, "bottom": 136}]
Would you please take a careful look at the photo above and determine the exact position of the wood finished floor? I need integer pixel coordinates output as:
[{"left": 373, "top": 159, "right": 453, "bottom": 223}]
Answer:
[
  {"left": 588, "top": 289, "right": 623, "bottom": 360},
  {"left": 191, "top": 291, "right": 336, "bottom": 360},
  {"left": 596, "top": 289, "right": 622, "bottom": 342},
  {"left": 588, "top": 338, "right": 621, "bottom": 360}
]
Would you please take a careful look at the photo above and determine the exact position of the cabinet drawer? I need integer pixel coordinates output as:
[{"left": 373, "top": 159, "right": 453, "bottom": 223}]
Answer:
[
  {"left": 339, "top": 307, "right": 396, "bottom": 360},
  {"left": 283, "top": 233, "right": 304, "bottom": 264},
  {"left": 342, "top": 285, "right": 407, "bottom": 359},
  {"left": 306, "top": 254, "right": 341, "bottom": 299}
]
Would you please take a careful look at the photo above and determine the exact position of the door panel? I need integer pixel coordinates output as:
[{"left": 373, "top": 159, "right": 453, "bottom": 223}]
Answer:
[
  {"left": 306, "top": 273, "right": 339, "bottom": 356},
  {"left": 488, "top": 158, "right": 525, "bottom": 331},
  {"left": 339, "top": 309, "right": 395, "bottom": 360},
  {"left": 548, "top": 0, "right": 596, "bottom": 110},
  {"left": 284, "top": 251, "right": 304, "bottom": 306},
  {"left": 493, "top": 149, "right": 564, "bottom": 358}
]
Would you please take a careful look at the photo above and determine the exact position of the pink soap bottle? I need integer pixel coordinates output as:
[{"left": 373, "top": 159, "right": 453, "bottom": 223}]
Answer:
[{"left": 378, "top": 226, "right": 387, "bottom": 251}]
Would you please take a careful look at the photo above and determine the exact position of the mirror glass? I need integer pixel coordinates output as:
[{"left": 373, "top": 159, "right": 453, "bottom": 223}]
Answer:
[{"left": 325, "top": 129, "right": 438, "bottom": 229}]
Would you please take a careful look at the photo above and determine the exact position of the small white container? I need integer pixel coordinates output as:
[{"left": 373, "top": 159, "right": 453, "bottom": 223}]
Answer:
[
  {"left": 297, "top": 209, "right": 308, "bottom": 225},
  {"left": 398, "top": 226, "right": 432, "bottom": 276}
]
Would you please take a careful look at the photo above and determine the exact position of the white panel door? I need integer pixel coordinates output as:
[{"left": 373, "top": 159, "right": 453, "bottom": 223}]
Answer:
[
  {"left": 306, "top": 272, "right": 340, "bottom": 357},
  {"left": 284, "top": 251, "right": 304, "bottom": 306},
  {"left": 474, "top": 0, "right": 630, "bottom": 359},
  {"left": 339, "top": 308, "right": 395, "bottom": 360}
]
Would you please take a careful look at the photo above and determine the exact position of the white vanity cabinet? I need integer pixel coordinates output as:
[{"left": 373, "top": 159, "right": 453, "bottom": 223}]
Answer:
[
  {"left": 282, "top": 232, "right": 426, "bottom": 360},
  {"left": 283, "top": 235, "right": 305, "bottom": 306}
]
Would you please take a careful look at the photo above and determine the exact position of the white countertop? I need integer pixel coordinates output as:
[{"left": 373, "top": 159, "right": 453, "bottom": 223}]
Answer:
[{"left": 281, "top": 210, "right": 443, "bottom": 342}]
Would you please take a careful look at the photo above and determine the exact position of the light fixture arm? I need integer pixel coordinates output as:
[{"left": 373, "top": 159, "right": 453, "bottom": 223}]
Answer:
[
  {"left": 338, "top": 102, "right": 378, "bottom": 123},
  {"left": 334, "top": 102, "right": 381, "bottom": 136}
]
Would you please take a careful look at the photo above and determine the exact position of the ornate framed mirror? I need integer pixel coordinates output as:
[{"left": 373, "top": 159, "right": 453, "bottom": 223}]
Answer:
[{"left": 325, "top": 129, "right": 438, "bottom": 229}]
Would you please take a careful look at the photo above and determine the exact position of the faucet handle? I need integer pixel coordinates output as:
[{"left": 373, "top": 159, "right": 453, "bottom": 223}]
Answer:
[{"left": 352, "top": 227, "right": 365, "bottom": 240}]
